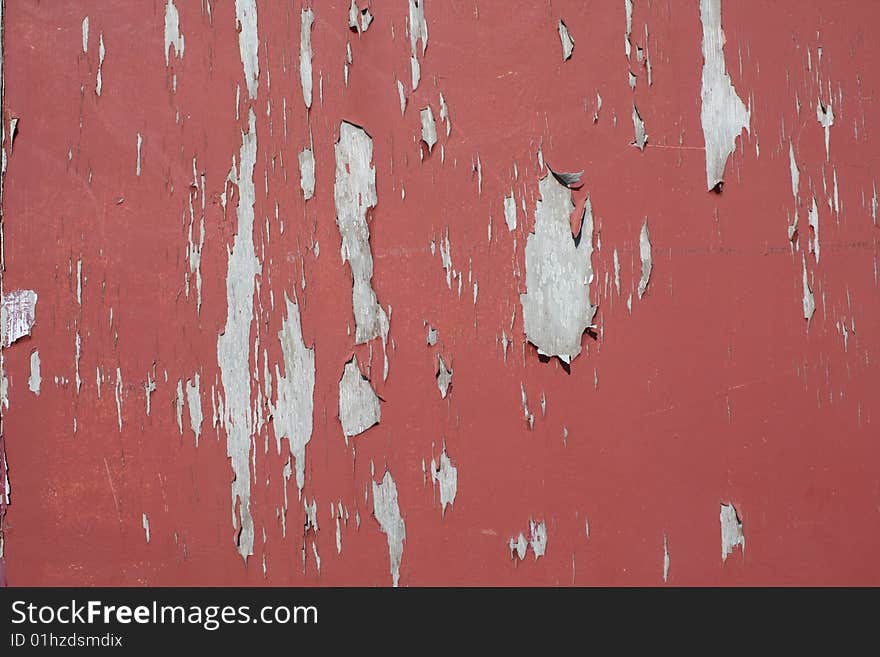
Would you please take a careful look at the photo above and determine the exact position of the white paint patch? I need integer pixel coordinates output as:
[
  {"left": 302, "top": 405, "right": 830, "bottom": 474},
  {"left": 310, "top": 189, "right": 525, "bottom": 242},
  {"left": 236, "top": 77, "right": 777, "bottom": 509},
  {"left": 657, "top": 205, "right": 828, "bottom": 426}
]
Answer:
[
  {"left": 235, "top": 0, "right": 259, "bottom": 98},
  {"left": 82, "top": 16, "right": 89, "bottom": 53},
  {"left": 334, "top": 121, "right": 389, "bottom": 344},
  {"left": 164, "top": 0, "right": 184, "bottom": 66},
  {"left": 436, "top": 354, "right": 452, "bottom": 398},
  {"left": 298, "top": 148, "right": 315, "bottom": 200},
  {"left": 372, "top": 470, "right": 406, "bottom": 587},
  {"left": 808, "top": 196, "right": 820, "bottom": 263},
  {"left": 509, "top": 533, "right": 527, "bottom": 560},
  {"left": 396, "top": 79, "right": 407, "bottom": 115},
  {"left": 96, "top": 34, "right": 105, "bottom": 96},
  {"left": 529, "top": 519, "right": 547, "bottom": 559},
  {"left": 339, "top": 355, "right": 380, "bottom": 439},
  {"left": 663, "top": 533, "right": 670, "bottom": 582},
  {"left": 408, "top": 0, "right": 428, "bottom": 90},
  {"left": 438, "top": 92, "right": 450, "bottom": 137},
  {"left": 271, "top": 295, "right": 315, "bottom": 497},
  {"left": 613, "top": 248, "right": 621, "bottom": 295},
  {"left": 431, "top": 449, "right": 457, "bottom": 515},
  {"left": 816, "top": 98, "right": 834, "bottom": 161},
  {"left": 142, "top": 513, "right": 151, "bottom": 543},
  {"left": 802, "top": 255, "right": 815, "bottom": 322},
  {"left": 217, "top": 109, "right": 260, "bottom": 561},
  {"left": 520, "top": 175, "right": 597, "bottom": 364},
  {"left": 186, "top": 374, "right": 203, "bottom": 445},
  {"left": 720, "top": 502, "right": 745, "bottom": 561},
  {"left": 503, "top": 191, "right": 516, "bottom": 231},
  {"left": 300, "top": 9, "right": 314, "bottom": 109},
  {"left": 420, "top": 106, "right": 437, "bottom": 153},
  {"left": 136, "top": 133, "right": 142, "bottom": 176},
  {"left": 144, "top": 374, "right": 156, "bottom": 415},
  {"left": 699, "top": 0, "right": 750, "bottom": 190},
  {"left": 1, "top": 289, "right": 37, "bottom": 347},
  {"left": 28, "top": 350, "right": 41, "bottom": 395},
  {"left": 176, "top": 379, "right": 184, "bottom": 434},
  {"left": 74, "top": 331, "right": 81, "bottom": 394},
  {"left": 114, "top": 367, "right": 123, "bottom": 432},
  {"left": 558, "top": 20, "right": 574, "bottom": 61},
  {"left": 638, "top": 219, "right": 652, "bottom": 299},
  {"left": 632, "top": 104, "right": 647, "bottom": 151}
]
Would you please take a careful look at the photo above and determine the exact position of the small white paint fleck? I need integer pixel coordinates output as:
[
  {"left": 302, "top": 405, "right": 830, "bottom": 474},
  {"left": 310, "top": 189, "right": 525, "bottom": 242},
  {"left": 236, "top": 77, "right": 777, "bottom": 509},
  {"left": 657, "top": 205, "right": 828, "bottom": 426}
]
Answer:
[
  {"left": 186, "top": 374, "right": 203, "bottom": 445},
  {"left": 431, "top": 449, "right": 458, "bottom": 515},
  {"left": 28, "top": 350, "right": 41, "bottom": 395},
  {"left": 638, "top": 219, "right": 652, "bottom": 299},
  {"left": 96, "top": 34, "right": 105, "bottom": 96},
  {"left": 82, "top": 16, "right": 89, "bottom": 53},
  {"left": 136, "top": 133, "right": 142, "bottom": 176},
  {"left": 802, "top": 255, "right": 815, "bottom": 322},
  {"left": 142, "top": 513, "right": 151, "bottom": 543},
  {"left": 720, "top": 502, "right": 745, "bottom": 562},
  {"left": 420, "top": 106, "right": 437, "bottom": 153},
  {"left": 558, "top": 20, "right": 574, "bottom": 61},
  {"left": 503, "top": 191, "right": 517, "bottom": 232}
]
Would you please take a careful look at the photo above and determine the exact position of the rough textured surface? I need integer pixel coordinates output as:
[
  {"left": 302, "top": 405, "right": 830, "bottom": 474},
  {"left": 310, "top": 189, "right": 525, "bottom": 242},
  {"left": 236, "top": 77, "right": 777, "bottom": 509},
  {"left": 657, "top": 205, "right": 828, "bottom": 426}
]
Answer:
[{"left": 1, "top": 1, "right": 879, "bottom": 587}]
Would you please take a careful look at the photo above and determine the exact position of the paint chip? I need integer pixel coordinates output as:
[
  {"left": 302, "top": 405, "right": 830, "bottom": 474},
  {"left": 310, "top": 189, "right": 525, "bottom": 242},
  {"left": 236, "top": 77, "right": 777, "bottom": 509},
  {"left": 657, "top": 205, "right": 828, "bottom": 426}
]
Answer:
[
  {"left": 520, "top": 175, "right": 597, "bottom": 364},
  {"left": 300, "top": 8, "right": 314, "bottom": 109},
  {"left": 558, "top": 20, "right": 574, "bottom": 61},
  {"left": 164, "top": 0, "right": 185, "bottom": 66},
  {"left": 298, "top": 148, "right": 315, "bottom": 200},
  {"left": 235, "top": 0, "right": 259, "bottom": 98},
  {"left": 699, "top": 0, "right": 750, "bottom": 191},
  {"left": 632, "top": 104, "right": 647, "bottom": 151},
  {"left": 408, "top": 0, "right": 428, "bottom": 90},
  {"left": 420, "top": 107, "right": 437, "bottom": 153},
  {"left": 637, "top": 219, "right": 652, "bottom": 299},
  {"left": 372, "top": 471, "right": 406, "bottom": 587},
  {"left": 28, "top": 350, "right": 41, "bottom": 395},
  {"left": 431, "top": 449, "right": 457, "bottom": 515},
  {"left": 720, "top": 502, "right": 745, "bottom": 561},
  {"left": 1, "top": 290, "right": 37, "bottom": 347},
  {"left": 334, "top": 122, "right": 389, "bottom": 344},
  {"left": 339, "top": 355, "right": 380, "bottom": 438},
  {"left": 271, "top": 296, "right": 315, "bottom": 495},
  {"left": 436, "top": 354, "right": 452, "bottom": 398}
]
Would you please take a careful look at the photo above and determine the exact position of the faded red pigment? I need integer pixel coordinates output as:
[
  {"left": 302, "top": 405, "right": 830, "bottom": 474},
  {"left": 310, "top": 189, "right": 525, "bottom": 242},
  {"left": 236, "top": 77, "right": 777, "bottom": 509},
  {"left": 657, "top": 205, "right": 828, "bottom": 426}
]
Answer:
[{"left": 0, "top": 1, "right": 878, "bottom": 586}]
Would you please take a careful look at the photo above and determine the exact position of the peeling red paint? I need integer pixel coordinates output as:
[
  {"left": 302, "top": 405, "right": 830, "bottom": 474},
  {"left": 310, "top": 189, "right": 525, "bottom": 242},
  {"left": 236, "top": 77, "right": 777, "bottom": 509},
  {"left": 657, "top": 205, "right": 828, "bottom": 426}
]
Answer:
[{"left": 1, "top": 1, "right": 879, "bottom": 586}]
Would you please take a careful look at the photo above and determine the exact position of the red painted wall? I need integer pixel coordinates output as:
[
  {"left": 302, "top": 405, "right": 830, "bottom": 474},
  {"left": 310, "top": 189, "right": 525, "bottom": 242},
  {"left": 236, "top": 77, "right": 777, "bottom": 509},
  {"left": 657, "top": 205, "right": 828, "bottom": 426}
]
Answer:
[{"left": 1, "top": 0, "right": 878, "bottom": 586}]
